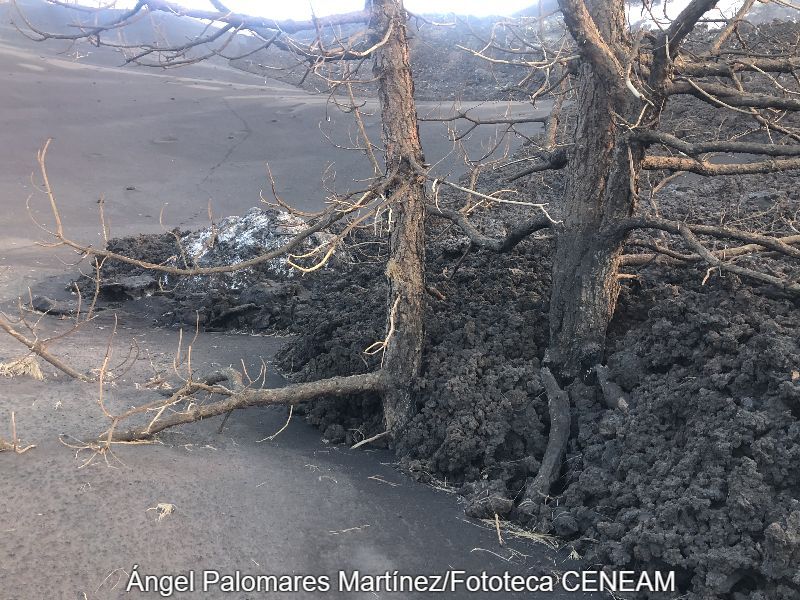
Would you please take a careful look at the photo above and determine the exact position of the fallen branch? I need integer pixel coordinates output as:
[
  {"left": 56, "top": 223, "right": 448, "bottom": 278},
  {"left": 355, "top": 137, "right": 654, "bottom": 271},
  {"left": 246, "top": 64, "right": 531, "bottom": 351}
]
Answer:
[
  {"left": 111, "top": 372, "right": 386, "bottom": 442},
  {"left": 0, "top": 314, "right": 95, "bottom": 383}
]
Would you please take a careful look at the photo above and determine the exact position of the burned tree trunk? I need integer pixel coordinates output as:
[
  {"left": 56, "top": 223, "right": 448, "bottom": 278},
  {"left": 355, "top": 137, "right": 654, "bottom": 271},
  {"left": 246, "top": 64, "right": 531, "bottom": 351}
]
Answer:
[
  {"left": 547, "top": 0, "right": 643, "bottom": 378},
  {"left": 371, "top": 0, "right": 427, "bottom": 432},
  {"left": 547, "top": 69, "right": 633, "bottom": 377},
  {"left": 547, "top": 0, "right": 717, "bottom": 378}
]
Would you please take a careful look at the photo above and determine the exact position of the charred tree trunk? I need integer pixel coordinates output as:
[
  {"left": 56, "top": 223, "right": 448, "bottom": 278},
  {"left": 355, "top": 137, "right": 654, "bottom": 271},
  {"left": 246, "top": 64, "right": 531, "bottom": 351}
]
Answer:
[
  {"left": 546, "top": 64, "right": 634, "bottom": 378},
  {"left": 547, "top": 0, "right": 654, "bottom": 379},
  {"left": 371, "top": 0, "right": 427, "bottom": 432}
]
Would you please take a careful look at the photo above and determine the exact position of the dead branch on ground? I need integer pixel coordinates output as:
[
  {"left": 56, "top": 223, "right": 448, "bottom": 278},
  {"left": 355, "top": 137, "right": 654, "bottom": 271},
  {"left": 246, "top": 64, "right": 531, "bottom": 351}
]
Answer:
[{"left": 0, "top": 413, "right": 36, "bottom": 454}]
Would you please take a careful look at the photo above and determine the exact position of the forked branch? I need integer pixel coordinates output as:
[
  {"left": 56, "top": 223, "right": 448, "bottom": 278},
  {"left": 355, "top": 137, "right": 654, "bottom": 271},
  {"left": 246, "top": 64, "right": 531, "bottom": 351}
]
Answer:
[
  {"left": 30, "top": 139, "right": 395, "bottom": 277},
  {"left": 429, "top": 207, "right": 552, "bottom": 253}
]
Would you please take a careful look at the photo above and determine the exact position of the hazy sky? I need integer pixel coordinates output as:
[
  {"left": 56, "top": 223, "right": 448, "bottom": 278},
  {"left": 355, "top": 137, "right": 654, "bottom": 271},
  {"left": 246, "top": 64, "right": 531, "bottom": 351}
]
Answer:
[
  {"left": 199, "top": 1, "right": 746, "bottom": 19},
  {"left": 74, "top": 1, "right": 747, "bottom": 20},
  {"left": 82, "top": 1, "right": 746, "bottom": 20},
  {"left": 186, "top": 1, "right": 535, "bottom": 19}
]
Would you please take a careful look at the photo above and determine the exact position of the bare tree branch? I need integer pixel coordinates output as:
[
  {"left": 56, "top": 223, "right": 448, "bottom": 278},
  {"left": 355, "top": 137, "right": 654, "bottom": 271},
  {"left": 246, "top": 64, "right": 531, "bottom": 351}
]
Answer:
[
  {"left": 665, "top": 80, "right": 800, "bottom": 111},
  {"left": 642, "top": 154, "right": 800, "bottom": 175},
  {"left": 636, "top": 130, "right": 800, "bottom": 156},
  {"left": 557, "top": 0, "right": 624, "bottom": 86},
  {"left": 671, "top": 55, "right": 800, "bottom": 77},
  {"left": 678, "top": 224, "right": 800, "bottom": 294},
  {"left": 664, "top": 0, "right": 721, "bottom": 58},
  {"left": 622, "top": 217, "right": 800, "bottom": 259},
  {"left": 507, "top": 148, "right": 570, "bottom": 181},
  {"left": 429, "top": 206, "right": 552, "bottom": 253},
  {"left": 709, "top": 0, "right": 757, "bottom": 55},
  {"left": 31, "top": 139, "right": 398, "bottom": 276},
  {"left": 621, "top": 234, "right": 800, "bottom": 266}
]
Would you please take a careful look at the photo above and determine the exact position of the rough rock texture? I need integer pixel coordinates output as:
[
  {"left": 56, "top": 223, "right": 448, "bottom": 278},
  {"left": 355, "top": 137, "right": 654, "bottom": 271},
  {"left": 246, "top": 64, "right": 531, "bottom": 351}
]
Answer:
[
  {"left": 282, "top": 248, "right": 800, "bottom": 600},
  {"left": 280, "top": 159, "right": 800, "bottom": 599},
  {"left": 558, "top": 269, "right": 800, "bottom": 599},
  {"left": 92, "top": 187, "right": 800, "bottom": 598}
]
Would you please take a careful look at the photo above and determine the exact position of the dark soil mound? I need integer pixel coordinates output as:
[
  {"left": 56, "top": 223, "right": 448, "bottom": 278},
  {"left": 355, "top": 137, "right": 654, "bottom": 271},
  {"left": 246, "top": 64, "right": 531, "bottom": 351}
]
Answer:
[
  {"left": 277, "top": 224, "right": 800, "bottom": 600},
  {"left": 562, "top": 269, "right": 800, "bottom": 599},
  {"left": 281, "top": 251, "right": 799, "bottom": 600}
]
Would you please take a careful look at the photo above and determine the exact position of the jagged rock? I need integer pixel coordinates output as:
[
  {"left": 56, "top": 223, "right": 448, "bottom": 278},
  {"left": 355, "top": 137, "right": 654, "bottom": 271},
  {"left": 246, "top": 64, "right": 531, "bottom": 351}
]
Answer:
[
  {"left": 31, "top": 295, "right": 75, "bottom": 316},
  {"left": 322, "top": 424, "right": 346, "bottom": 444},
  {"left": 552, "top": 507, "right": 579, "bottom": 537},
  {"left": 762, "top": 510, "right": 800, "bottom": 586},
  {"left": 462, "top": 480, "right": 515, "bottom": 518},
  {"left": 99, "top": 274, "right": 159, "bottom": 300}
]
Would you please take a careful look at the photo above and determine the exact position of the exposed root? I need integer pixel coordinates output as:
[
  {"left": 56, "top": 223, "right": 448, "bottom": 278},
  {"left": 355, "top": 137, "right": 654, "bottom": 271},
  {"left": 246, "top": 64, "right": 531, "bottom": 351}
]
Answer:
[{"left": 521, "top": 368, "right": 570, "bottom": 508}]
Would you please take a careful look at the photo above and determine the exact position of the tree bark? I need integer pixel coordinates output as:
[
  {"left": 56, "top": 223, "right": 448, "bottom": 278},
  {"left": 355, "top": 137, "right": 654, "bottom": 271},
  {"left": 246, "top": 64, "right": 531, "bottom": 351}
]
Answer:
[
  {"left": 371, "top": 0, "right": 427, "bottom": 432},
  {"left": 547, "top": 0, "right": 716, "bottom": 378},
  {"left": 547, "top": 0, "right": 656, "bottom": 379},
  {"left": 546, "top": 60, "right": 634, "bottom": 378}
]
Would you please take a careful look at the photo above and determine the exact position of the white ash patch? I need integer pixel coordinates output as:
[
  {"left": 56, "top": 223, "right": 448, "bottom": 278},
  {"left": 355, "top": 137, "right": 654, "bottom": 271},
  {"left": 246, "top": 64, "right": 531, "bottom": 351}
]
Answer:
[{"left": 173, "top": 208, "right": 339, "bottom": 289}]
